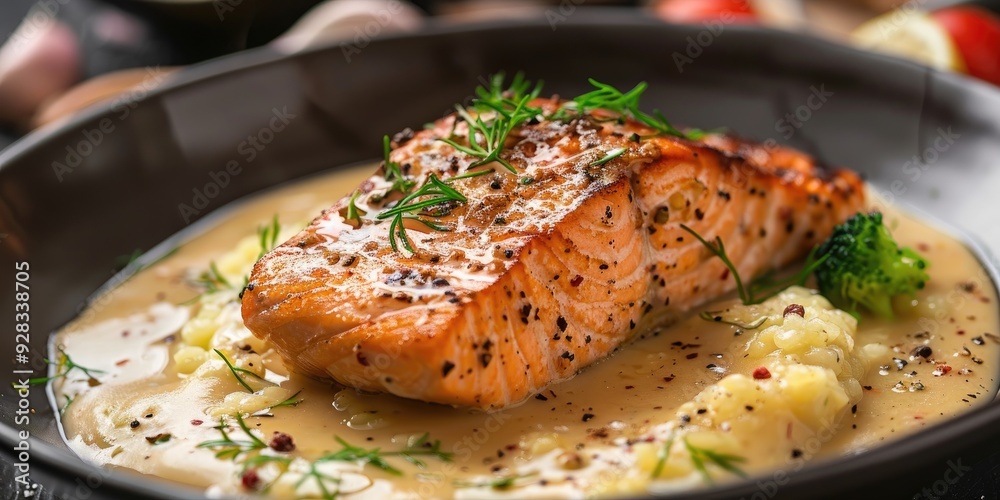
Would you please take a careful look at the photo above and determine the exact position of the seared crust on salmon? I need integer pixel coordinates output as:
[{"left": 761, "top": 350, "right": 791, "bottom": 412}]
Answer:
[{"left": 241, "top": 98, "right": 864, "bottom": 409}]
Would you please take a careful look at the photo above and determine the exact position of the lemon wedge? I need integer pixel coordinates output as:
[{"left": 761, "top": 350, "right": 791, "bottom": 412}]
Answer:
[{"left": 851, "top": 10, "right": 965, "bottom": 72}]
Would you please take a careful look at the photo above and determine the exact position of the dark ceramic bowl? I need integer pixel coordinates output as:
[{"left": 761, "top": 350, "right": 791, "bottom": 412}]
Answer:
[{"left": 2, "top": 9, "right": 1000, "bottom": 500}]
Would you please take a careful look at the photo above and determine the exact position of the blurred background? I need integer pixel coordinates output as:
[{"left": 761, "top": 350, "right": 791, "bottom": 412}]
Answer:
[{"left": 0, "top": 0, "right": 998, "bottom": 151}]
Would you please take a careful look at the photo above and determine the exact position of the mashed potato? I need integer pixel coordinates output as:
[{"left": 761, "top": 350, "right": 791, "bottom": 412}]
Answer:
[
  {"left": 614, "top": 287, "right": 865, "bottom": 494},
  {"left": 465, "top": 287, "right": 869, "bottom": 498}
]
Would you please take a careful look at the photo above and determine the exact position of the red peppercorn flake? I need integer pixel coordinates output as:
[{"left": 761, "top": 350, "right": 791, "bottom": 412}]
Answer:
[
  {"left": 783, "top": 304, "right": 805, "bottom": 317},
  {"left": 241, "top": 469, "right": 261, "bottom": 490},
  {"left": 190, "top": 419, "right": 203, "bottom": 426},
  {"left": 570, "top": 275, "right": 584, "bottom": 287},
  {"left": 269, "top": 432, "right": 296, "bottom": 452},
  {"left": 752, "top": 366, "right": 772, "bottom": 379}
]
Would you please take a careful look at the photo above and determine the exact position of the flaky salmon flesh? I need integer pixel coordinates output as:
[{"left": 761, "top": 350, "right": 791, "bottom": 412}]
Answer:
[{"left": 241, "top": 97, "right": 864, "bottom": 409}]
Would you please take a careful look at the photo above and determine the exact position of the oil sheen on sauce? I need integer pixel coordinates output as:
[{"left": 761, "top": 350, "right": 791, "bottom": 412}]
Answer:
[{"left": 51, "top": 164, "right": 1000, "bottom": 498}]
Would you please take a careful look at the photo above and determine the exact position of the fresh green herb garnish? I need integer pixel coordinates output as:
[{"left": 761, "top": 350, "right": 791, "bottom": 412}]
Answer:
[
  {"left": 454, "top": 472, "right": 538, "bottom": 490},
  {"left": 186, "top": 215, "right": 285, "bottom": 303},
  {"left": 323, "top": 433, "right": 453, "bottom": 475},
  {"left": 293, "top": 463, "right": 351, "bottom": 499},
  {"left": 113, "top": 247, "right": 179, "bottom": 282},
  {"left": 271, "top": 390, "right": 303, "bottom": 409},
  {"left": 197, "top": 414, "right": 268, "bottom": 460},
  {"left": 374, "top": 78, "right": 534, "bottom": 253},
  {"left": 683, "top": 438, "right": 747, "bottom": 483},
  {"left": 745, "top": 247, "right": 828, "bottom": 303},
  {"left": 591, "top": 147, "right": 627, "bottom": 166},
  {"left": 651, "top": 433, "right": 677, "bottom": 479},
  {"left": 373, "top": 74, "right": 709, "bottom": 255},
  {"left": 698, "top": 311, "right": 768, "bottom": 330},
  {"left": 376, "top": 174, "right": 463, "bottom": 253},
  {"left": 383, "top": 135, "right": 416, "bottom": 194},
  {"left": 378, "top": 175, "right": 467, "bottom": 220},
  {"left": 475, "top": 72, "right": 544, "bottom": 114},
  {"left": 60, "top": 394, "right": 74, "bottom": 414},
  {"left": 213, "top": 349, "right": 266, "bottom": 393},
  {"left": 438, "top": 72, "right": 542, "bottom": 174},
  {"left": 239, "top": 455, "right": 369, "bottom": 499},
  {"left": 680, "top": 224, "right": 751, "bottom": 303},
  {"left": 193, "top": 261, "right": 232, "bottom": 295},
  {"left": 257, "top": 215, "right": 281, "bottom": 260},
  {"left": 19, "top": 349, "right": 104, "bottom": 387},
  {"left": 447, "top": 168, "right": 496, "bottom": 181},
  {"left": 240, "top": 454, "right": 292, "bottom": 473},
  {"left": 681, "top": 224, "right": 826, "bottom": 305},
  {"left": 146, "top": 433, "right": 173, "bottom": 445},
  {"left": 346, "top": 190, "right": 364, "bottom": 224},
  {"left": 683, "top": 212, "right": 926, "bottom": 319},
  {"left": 651, "top": 434, "right": 746, "bottom": 483},
  {"left": 213, "top": 430, "right": 452, "bottom": 498},
  {"left": 554, "top": 79, "right": 710, "bottom": 140},
  {"left": 114, "top": 249, "right": 144, "bottom": 272}
]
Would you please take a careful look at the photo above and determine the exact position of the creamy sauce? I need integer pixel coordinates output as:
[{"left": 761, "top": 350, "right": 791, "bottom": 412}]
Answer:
[{"left": 50, "top": 165, "right": 1000, "bottom": 498}]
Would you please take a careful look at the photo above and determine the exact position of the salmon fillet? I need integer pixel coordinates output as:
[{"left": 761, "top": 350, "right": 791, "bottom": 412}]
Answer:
[{"left": 241, "top": 98, "right": 864, "bottom": 409}]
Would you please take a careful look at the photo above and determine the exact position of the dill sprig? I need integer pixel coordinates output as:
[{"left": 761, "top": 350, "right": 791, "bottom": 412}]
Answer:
[
  {"left": 213, "top": 350, "right": 301, "bottom": 408},
  {"left": 238, "top": 451, "right": 374, "bottom": 498},
  {"left": 193, "top": 262, "right": 232, "bottom": 295},
  {"left": 213, "top": 349, "right": 266, "bottom": 393},
  {"left": 651, "top": 433, "right": 676, "bottom": 479},
  {"left": 747, "top": 248, "right": 828, "bottom": 301},
  {"left": 114, "top": 246, "right": 179, "bottom": 275},
  {"left": 698, "top": 311, "right": 768, "bottom": 330},
  {"left": 22, "top": 349, "right": 104, "bottom": 387},
  {"left": 114, "top": 249, "right": 144, "bottom": 272},
  {"left": 60, "top": 394, "right": 74, "bottom": 414},
  {"left": 375, "top": 74, "right": 710, "bottom": 255},
  {"left": 591, "top": 147, "right": 627, "bottom": 166},
  {"left": 197, "top": 414, "right": 268, "bottom": 460},
  {"left": 294, "top": 464, "right": 350, "bottom": 499},
  {"left": 257, "top": 215, "right": 281, "bottom": 260},
  {"left": 651, "top": 434, "right": 746, "bottom": 483},
  {"left": 454, "top": 472, "right": 538, "bottom": 490},
  {"left": 680, "top": 224, "right": 827, "bottom": 305},
  {"left": 376, "top": 174, "right": 465, "bottom": 253},
  {"left": 240, "top": 454, "right": 292, "bottom": 473},
  {"left": 555, "top": 79, "right": 710, "bottom": 140},
  {"left": 186, "top": 216, "right": 284, "bottom": 304},
  {"left": 438, "top": 72, "right": 542, "bottom": 174},
  {"left": 383, "top": 135, "right": 416, "bottom": 194},
  {"left": 378, "top": 175, "right": 467, "bottom": 219},
  {"left": 20, "top": 350, "right": 100, "bottom": 416},
  {"left": 683, "top": 438, "right": 747, "bottom": 483},
  {"left": 240, "top": 456, "right": 376, "bottom": 498},
  {"left": 323, "top": 433, "right": 453, "bottom": 476},
  {"left": 475, "top": 72, "right": 544, "bottom": 113},
  {"left": 346, "top": 190, "right": 364, "bottom": 224},
  {"left": 271, "top": 390, "right": 303, "bottom": 409},
  {"left": 215, "top": 431, "right": 451, "bottom": 498}
]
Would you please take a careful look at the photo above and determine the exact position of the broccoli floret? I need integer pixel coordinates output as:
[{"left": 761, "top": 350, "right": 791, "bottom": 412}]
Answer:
[{"left": 814, "top": 212, "right": 929, "bottom": 318}]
